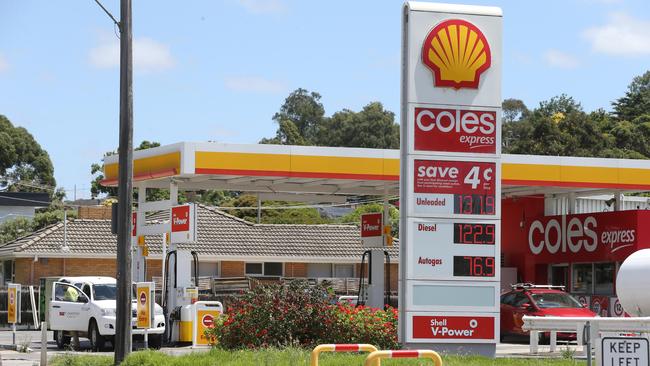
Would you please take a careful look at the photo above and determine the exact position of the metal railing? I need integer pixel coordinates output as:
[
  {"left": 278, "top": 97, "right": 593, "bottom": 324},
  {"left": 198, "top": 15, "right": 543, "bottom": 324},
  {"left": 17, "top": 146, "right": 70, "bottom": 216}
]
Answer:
[{"left": 523, "top": 316, "right": 650, "bottom": 364}]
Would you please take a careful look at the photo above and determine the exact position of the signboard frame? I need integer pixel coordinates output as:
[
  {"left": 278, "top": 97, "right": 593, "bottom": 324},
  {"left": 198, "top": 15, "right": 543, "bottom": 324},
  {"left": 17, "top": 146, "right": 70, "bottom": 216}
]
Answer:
[
  {"left": 136, "top": 282, "right": 154, "bottom": 329},
  {"left": 399, "top": 1, "right": 503, "bottom": 355},
  {"left": 361, "top": 212, "right": 384, "bottom": 248},
  {"left": 7, "top": 283, "right": 20, "bottom": 324}
]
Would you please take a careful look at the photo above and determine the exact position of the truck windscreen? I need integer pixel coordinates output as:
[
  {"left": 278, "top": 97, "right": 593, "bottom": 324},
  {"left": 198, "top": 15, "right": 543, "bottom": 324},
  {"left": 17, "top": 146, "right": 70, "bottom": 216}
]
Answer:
[{"left": 93, "top": 284, "right": 117, "bottom": 301}]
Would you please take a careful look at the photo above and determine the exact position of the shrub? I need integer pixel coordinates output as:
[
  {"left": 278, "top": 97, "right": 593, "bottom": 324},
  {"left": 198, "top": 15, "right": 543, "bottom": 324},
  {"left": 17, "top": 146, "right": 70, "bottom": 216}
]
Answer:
[
  {"left": 209, "top": 280, "right": 334, "bottom": 348},
  {"left": 323, "top": 303, "right": 399, "bottom": 350},
  {"left": 206, "top": 280, "right": 399, "bottom": 350}
]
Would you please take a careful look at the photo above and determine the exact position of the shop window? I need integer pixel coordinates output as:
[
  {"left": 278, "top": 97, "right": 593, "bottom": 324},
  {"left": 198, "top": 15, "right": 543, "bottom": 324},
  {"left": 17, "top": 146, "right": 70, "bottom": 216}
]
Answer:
[
  {"left": 245, "top": 263, "right": 263, "bottom": 276},
  {"left": 572, "top": 263, "right": 593, "bottom": 293},
  {"left": 307, "top": 263, "right": 332, "bottom": 278},
  {"left": 594, "top": 262, "right": 615, "bottom": 295},
  {"left": 245, "top": 262, "right": 283, "bottom": 276},
  {"left": 197, "top": 262, "right": 219, "bottom": 277},
  {"left": 334, "top": 264, "right": 354, "bottom": 278},
  {"left": 264, "top": 262, "right": 283, "bottom": 276}
]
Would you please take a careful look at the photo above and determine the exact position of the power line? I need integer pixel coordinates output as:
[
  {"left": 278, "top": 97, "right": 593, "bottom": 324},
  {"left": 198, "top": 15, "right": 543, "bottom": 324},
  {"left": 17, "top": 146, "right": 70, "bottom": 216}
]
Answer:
[{"left": 93, "top": 0, "right": 120, "bottom": 27}]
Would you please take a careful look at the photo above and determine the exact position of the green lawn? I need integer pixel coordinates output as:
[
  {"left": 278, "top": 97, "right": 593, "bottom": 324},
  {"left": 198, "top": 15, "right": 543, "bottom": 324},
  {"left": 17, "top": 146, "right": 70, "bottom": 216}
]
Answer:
[{"left": 50, "top": 348, "right": 586, "bottom": 366}]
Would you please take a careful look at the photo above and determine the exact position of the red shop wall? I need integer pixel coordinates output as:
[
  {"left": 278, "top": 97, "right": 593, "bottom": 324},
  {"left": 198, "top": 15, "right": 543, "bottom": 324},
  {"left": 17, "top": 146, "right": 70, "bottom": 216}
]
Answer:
[{"left": 501, "top": 195, "right": 545, "bottom": 283}]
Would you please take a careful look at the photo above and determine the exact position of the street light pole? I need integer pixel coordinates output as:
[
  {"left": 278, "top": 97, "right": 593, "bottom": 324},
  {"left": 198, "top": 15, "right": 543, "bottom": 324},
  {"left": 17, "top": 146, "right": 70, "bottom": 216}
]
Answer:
[{"left": 115, "top": 0, "right": 134, "bottom": 363}]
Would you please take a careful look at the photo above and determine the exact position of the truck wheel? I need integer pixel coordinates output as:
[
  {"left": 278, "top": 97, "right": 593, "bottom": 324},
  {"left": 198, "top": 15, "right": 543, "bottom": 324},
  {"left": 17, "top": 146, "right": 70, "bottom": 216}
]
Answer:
[
  {"left": 55, "top": 330, "right": 70, "bottom": 349},
  {"left": 89, "top": 319, "right": 105, "bottom": 352},
  {"left": 148, "top": 334, "right": 163, "bottom": 349}
]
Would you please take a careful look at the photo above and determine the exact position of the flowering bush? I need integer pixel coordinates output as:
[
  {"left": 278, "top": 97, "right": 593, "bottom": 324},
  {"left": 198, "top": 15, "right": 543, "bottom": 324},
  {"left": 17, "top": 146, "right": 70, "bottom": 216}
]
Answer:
[
  {"left": 324, "top": 303, "right": 399, "bottom": 350},
  {"left": 208, "top": 280, "right": 334, "bottom": 348},
  {"left": 205, "top": 280, "right": 399, "bottom": 350}
]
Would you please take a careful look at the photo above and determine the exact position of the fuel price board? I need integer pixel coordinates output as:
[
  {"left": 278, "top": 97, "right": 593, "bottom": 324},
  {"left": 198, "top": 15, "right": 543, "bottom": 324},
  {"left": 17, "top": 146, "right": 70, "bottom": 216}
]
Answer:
[
  {"left": 410, "top": 158, "right": 499, "bottom": 218},
  {"left": 407, "top": 218, "right": 499, "bottom": 281}
]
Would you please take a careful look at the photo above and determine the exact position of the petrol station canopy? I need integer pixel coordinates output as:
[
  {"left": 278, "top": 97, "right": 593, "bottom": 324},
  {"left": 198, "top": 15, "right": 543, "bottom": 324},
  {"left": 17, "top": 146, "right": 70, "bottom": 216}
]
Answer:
[{"left": 102, "top": 142, "right": 650, "bottom": 198}]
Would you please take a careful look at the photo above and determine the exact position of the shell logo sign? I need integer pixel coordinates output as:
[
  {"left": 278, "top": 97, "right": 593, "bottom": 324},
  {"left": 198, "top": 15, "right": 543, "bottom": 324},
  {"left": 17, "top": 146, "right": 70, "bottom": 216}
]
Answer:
[{"left": 422, "top": 19, "right": 491, "bottom": 89}]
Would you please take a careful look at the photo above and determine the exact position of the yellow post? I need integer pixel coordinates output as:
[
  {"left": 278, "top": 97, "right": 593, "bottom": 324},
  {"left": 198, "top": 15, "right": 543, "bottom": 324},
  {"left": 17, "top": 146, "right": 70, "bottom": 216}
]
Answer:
[
  {"left": 364, "top": 350, "right": 443, "bottom": 366},
  {"left": 311, "top": 344, "right": 379, "bottom": 366}
]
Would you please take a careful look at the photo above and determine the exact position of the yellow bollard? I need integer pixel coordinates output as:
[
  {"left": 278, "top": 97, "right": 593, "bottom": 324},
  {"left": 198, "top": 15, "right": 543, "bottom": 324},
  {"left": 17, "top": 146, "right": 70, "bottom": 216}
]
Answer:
[
  {"left": 364, "top": 349, "right": 443, "bottom": 366},
  {"left": 311, "top": 343, "right": 379, "bottom": 366}
]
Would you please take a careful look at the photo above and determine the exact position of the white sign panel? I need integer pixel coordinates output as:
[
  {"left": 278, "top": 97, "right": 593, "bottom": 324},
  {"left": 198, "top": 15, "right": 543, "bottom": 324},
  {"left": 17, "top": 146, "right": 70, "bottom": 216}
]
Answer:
[
  {"left": 405, "top": 6, "right": 502, "bottom": 108},
  {"left": 602, "top": 337, "right": 649, "bottom": 366},
  {"left": 407, "top": 218, "right": 499, "bottom": 281}
]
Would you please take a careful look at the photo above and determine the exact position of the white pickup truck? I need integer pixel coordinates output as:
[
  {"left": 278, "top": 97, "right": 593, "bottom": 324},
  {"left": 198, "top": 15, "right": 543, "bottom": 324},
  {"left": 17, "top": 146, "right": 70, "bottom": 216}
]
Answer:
[{"left": 48, "top": 276, "right": 165, "bottom": 351}]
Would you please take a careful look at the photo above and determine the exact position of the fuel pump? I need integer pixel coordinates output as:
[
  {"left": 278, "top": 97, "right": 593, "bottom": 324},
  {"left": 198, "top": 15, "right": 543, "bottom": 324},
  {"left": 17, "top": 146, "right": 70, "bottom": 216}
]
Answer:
[
  {"left": 357, "top": 250, "right": 391, "bottom": 308},
  {"left": 163, "top": 248, "right": 199, "bottom": 344}
]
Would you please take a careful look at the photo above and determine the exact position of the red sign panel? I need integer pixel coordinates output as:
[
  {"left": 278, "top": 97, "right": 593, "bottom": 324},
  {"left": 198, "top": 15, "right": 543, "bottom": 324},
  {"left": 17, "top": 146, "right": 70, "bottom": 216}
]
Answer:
[
  {"left": 171, "top": 205, "right": 190, "bottom": 233},
  {"left": 361, "top": 213, "right": 382, "bottom": 238},
  {"left": 414, "top": 160, "right": 495, "bottom": 195},
  {"left": 202, "top": 313, "right": 214, "bottom": 327},
  {"left": 132, "top": 212, "right": 137, "bottom": 237},
  {"left": 526, "top": 210, "right": 650, "bottom": 263},
  {"left": 414, "top": 107, "right": 497, "bottom": 154},
  {"left": 412, "top": 315, "right": 494, "bottom": 340}
]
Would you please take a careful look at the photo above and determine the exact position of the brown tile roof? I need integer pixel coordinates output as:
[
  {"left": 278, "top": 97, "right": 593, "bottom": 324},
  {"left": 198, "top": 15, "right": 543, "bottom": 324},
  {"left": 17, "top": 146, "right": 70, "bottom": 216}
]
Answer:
[{"left": 0, "top": 205, "right": 398, "bottom": 262}]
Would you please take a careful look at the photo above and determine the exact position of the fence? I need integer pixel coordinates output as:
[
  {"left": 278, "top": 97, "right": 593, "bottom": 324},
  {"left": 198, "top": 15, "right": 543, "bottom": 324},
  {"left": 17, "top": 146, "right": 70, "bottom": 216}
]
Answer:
[
  {"left": 0, "top": 286, "right": 40, "bottom": 329},
  {"left": 523, "top": 315, "right": 650, "bottom": 364}
]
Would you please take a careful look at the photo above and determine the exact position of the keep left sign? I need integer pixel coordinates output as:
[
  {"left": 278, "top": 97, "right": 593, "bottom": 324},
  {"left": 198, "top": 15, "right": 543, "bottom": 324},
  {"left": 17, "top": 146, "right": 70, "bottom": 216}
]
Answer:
[{"left": 602, "top": 337, "right": 649, "bottom": 366}]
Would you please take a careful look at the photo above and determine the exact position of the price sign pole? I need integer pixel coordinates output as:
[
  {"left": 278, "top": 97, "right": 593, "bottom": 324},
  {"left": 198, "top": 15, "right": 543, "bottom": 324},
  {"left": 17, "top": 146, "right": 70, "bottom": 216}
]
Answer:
[{"left": 400, "top": 2, "right": 502, "bottom": 356}]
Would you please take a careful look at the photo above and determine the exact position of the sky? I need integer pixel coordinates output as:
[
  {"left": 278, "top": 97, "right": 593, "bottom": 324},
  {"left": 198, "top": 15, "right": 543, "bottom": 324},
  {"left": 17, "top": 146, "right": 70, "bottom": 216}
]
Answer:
[{"left": 0, "top": 0, "right": 649, "bottom": 199}]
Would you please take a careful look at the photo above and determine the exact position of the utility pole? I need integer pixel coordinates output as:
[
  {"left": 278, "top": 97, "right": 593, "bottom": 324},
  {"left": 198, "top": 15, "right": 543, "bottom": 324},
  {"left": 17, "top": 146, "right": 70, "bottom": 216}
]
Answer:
[{"left": 115, "top": 0, "right": 134, "bottom": 363}]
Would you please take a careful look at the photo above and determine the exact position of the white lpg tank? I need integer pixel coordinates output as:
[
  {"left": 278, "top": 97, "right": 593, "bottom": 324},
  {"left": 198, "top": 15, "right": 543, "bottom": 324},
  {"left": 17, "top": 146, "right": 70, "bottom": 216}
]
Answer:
[{"left": 616, "top": 249, "right": 650, "bottom": 317}]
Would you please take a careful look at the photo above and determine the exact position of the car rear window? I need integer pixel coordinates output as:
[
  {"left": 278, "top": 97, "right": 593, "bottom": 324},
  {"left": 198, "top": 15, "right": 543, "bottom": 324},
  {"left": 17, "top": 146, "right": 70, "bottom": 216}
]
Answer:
[{"left": 530, "top": 292, "right": 583, "bottom": 309}]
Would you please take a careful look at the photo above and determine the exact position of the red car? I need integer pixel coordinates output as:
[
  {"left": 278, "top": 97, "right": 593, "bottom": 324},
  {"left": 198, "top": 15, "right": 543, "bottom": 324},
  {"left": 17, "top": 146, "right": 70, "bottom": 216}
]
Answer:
[{"left": 500, "top": 284, "right": 597, "bottom": 342}]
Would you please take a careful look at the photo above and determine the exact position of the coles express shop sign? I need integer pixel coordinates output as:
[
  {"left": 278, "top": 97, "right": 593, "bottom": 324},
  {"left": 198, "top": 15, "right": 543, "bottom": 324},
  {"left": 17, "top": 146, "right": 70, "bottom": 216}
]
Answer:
[
  {"left": 414, "top": 107, "right": 497, "bottom": 154},
  {"left": 527, "top": 210, "right": 648, "bottom": 263}
]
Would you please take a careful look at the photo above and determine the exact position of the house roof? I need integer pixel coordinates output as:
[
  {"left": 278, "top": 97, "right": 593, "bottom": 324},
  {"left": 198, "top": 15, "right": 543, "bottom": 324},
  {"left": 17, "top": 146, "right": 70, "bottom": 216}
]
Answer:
[{"left": 0, "top": 204, "right": 398, "bottom": 263}]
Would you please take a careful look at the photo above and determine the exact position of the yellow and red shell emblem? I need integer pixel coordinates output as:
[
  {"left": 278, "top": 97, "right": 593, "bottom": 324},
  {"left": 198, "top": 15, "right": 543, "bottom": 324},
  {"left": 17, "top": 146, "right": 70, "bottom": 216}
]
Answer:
[{"left": 422, "top": 19, "right": 491, "bottom": 89}]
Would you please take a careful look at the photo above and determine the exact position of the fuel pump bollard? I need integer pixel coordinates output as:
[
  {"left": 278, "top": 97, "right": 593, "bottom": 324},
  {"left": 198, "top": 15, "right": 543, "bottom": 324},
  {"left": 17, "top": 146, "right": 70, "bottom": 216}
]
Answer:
[
  {"left": 192, "top": 301, "right": 223, "bottom": 347},
  {"left": 178, "top": 288, "right": 199, "bottom": 344}
]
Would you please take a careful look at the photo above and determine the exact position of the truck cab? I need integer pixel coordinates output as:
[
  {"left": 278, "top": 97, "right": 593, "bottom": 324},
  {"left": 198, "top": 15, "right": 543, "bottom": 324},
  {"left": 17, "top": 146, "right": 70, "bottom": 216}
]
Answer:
[{"left": 48, "top": 276, "right": 165, "bottom": 351}]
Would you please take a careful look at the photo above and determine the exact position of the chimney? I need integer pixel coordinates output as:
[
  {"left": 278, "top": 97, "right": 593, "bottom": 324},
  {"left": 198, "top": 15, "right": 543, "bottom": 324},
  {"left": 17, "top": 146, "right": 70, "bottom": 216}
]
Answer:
[{"left": 77, "top": 205, "right": 112, "bottom": 220}]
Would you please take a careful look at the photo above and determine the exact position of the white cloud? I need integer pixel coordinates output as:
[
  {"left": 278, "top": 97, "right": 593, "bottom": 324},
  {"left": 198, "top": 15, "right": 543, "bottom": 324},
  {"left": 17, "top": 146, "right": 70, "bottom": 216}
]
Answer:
[
  {"left": 544, "top": 49, "right": 580, "bottom": 69},
  {"left": 583, "top": 13, "right": 650, "bottom": 56},
  {"left": 89, "top": 37, "right": 175, "bottom": 73},
  {"left": 0, "top": 54, "right": 9, "bottom": 73},
  {"left": 236, "top": 0, "right": 286, "bottom": 14},
  {"left": 224, "top": 76, "right": 286, "bottom": 93}
]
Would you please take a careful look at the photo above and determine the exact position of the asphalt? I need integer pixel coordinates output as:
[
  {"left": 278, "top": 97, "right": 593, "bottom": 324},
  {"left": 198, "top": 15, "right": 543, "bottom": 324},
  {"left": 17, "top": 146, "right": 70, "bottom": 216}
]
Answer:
[{"left": 0, "top": 330, "right": 586, "bottom": 365}]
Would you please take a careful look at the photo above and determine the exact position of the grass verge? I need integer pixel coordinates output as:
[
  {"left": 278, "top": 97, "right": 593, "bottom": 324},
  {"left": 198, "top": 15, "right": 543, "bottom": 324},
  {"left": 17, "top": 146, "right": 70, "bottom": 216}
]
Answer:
[{"left": 50, "top": 348, "right": 587, "bottom": 366}]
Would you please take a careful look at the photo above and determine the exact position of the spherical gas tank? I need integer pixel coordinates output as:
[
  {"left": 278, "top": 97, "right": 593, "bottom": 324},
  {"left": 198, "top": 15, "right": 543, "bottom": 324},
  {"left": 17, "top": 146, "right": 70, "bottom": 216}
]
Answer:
[{"left": 616, "top": 249, "right": 650, "bottom": 317}]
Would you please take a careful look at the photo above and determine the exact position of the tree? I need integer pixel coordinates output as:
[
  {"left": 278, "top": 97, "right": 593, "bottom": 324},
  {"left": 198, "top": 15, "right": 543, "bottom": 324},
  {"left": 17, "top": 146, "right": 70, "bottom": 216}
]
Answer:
[
  {"left": 338, "top": 202, "right": 399, "bottom": 236},
  {"left": 261, "top": 88, "right": 325, "bottom": 145},
  {"left": 0, "top": 115, "right": 56, "bottom": 191},
  {"left": 613, "top": 71, "right": 650, "bottom": 122},
  {"left": 221, "top": 194, "right": 331, "bottom": 224},
  {"left": 315, "top": 102, "right": 399, "bottom": 149},
  {"left": 502, "top": 98, "right": 529, "bottom": 124},
  {"left": 261, "top": 89, "right": 400, "bottom": 149}
]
